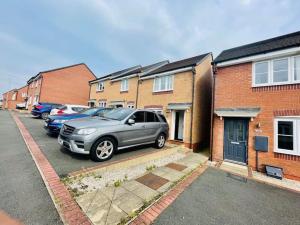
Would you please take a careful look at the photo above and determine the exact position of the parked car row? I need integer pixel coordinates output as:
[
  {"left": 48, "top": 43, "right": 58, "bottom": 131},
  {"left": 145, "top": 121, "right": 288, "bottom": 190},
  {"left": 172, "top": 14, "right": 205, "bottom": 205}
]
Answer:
[{"left": 31, "top": 103, "right": 169, "bottom": 162}]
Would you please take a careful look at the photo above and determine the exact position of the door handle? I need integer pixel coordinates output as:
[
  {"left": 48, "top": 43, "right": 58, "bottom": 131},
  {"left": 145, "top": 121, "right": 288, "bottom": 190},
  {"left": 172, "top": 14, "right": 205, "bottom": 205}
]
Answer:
[{"left": 231, "top": 141, "right": 239, "bottom": 145}]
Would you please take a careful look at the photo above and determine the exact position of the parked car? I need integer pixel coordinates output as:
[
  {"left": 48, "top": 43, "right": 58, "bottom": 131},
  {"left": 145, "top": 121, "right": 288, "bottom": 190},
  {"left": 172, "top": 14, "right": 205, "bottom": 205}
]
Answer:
[
  {"left": 16, "top": 102, "right": 26, "bottom": 110},
  {"left": 31, "top": 102, "right": 62, "bottom": 119},
  {"left": 50, "top": 104, "right": 89, "bottom": 116},
  {"left": 58, "top": 108, "right": 169, "bottom": 162},
  {"left": 45, "top": 107, "right": 112, "bottom": 135}
]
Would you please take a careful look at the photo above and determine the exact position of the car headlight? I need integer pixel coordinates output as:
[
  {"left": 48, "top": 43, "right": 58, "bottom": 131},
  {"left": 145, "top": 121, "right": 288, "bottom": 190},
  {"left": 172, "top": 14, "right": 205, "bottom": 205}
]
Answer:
[
  {"left": 54, "top": 119, "right": 67, "bottom": 123},
  {"left": 75, "top": 128, "right": 97, "bottom": 135}
]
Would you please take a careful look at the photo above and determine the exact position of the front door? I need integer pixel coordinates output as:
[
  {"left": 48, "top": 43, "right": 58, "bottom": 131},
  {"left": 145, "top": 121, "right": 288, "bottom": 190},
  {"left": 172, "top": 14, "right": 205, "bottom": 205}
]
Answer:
[
  {"left": 174, "top": 110, "right": 184, "bottom": 141},
  {"left": 224, "top": 118, "right": 248, "bottom": 164}
]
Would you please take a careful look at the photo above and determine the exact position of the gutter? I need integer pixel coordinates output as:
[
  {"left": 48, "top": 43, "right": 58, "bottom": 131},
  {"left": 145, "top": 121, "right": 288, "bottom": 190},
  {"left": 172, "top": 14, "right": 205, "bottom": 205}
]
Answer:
[
  {"left": 190, "top": 67, "right": 196, "bottom": 150},
  {"left": 209, "top": 61, "right": 216, "bottom": 161}
]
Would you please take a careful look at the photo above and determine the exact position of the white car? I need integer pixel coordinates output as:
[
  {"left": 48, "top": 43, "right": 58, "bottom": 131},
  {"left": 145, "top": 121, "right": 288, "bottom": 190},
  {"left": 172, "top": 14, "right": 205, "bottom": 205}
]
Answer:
[{"left": 50, "top": 104, "right": 89, "bottom": 115}]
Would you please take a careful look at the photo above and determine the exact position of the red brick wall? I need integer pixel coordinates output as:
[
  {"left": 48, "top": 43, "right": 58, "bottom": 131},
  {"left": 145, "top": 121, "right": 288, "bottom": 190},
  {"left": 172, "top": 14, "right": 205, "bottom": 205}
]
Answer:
[{"left": 212, "top": 62, "right": 300, "bottom": 180}]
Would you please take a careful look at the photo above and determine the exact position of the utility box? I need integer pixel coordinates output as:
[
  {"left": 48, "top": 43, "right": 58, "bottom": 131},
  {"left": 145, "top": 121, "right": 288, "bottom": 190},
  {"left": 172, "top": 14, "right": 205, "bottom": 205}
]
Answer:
[
  {"left": 255, "top": 136, "right": 268, "bottom": 152},
  {"left": 265, "top": 165, "right": 283, "bottom": 180}
]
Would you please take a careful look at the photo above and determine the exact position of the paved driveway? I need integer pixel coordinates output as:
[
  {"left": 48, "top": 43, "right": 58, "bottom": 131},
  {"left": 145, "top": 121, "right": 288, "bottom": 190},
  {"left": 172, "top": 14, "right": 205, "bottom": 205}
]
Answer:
[
  {"left": 154, "top": 167, "right": 300, "bottom": 225},
  {"left": 0, "top": 111, "right": 62, "bottom": 225},
  {"left": 18, "top": 114, "right": 167, "bottom": 177}
]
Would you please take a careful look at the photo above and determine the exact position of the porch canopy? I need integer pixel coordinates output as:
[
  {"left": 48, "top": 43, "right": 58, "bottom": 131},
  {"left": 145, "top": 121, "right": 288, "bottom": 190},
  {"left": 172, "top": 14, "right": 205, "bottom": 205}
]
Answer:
[
  {"left": 215, "top": 107, "right": 261, "bottom": 118},
  {"left": 88, "top": 99, "right": 96, "bottom": 103},
  {"left": 167, "top": 103, "right": 192, "bottom": 110}
]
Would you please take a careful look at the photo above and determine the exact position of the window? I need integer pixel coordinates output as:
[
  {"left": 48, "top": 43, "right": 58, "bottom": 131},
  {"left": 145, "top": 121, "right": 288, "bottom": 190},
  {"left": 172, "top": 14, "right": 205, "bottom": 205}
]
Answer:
[
  {"left": 121, "top": 79, "right": 129, "bottom": 92},
  {"left": 28, "top": 96, "right": 32, "bottom": 104},
  {"left": 131, "top": 111, "right": 145, "bottom": 123},
  {"left": 11, "top": 93, "right": 16, "bottom": 100},
  {"left": 35, "top": 80, "right": 38, "bottom": 87},
  {"left": 97, "top": 81, "right": 104, "bottom": 91},
  {"left": 146, "top": 112, "right": 158, "bottom": 122},
  {"left": 273, "top": 58, "right": 289, "bottom": 83},
  {"left": 33, "top": 95, "right": 39, "bottom": 105},
  {"left": 153, "top": 75, "right": 173, "bottom": 92},
  {"left": 253, "top": 55, "right": 300, "bottom": 86},
  {"left": 274, "top": 118, "right": 300, "bottom": 156},
  {"left": 294, "top": 56, "right": 300, "bottom": 81},
  {"left": 127, "top": 103, "right": 135, "bottom": 109},
  {"left": 254, "top": 61, "right": 269, "bottom": 85},
  {"left": 99, "top": 101, "right": 106, "bottom": 107}
]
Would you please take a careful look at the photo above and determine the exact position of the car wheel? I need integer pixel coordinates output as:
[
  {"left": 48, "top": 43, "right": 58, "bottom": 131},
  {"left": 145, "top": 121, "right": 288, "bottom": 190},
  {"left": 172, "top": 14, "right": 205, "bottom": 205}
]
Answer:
[
  {"left": 155, "top": 133, "right": 166, "bottom": 149},
  {"left": 41, "top": 112, "right": 49, "bottom": 120},
  {"left": 90, "top": 137, "right": 116, "bottom": 162}
]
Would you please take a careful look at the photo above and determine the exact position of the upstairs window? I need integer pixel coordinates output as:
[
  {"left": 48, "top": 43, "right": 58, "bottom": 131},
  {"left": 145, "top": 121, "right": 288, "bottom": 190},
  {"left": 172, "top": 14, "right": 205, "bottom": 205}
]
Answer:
[
  {"left": 120, "top": 79, "right": 129, "bottom": 92},
  {"left": 274, "top": 118, "right": 300, "bottom": 156},
  {"left": 12, "top": 93, "right": 16, "bottom": 100},
  {"left": 253, "top": 55, "right": 300, "bottom": 86},
  {"left": 153, "top": 75, "right": 173, "bottom": 92},
  {"left": 97, "top": 81, "right": 104, "bottom": 91}
]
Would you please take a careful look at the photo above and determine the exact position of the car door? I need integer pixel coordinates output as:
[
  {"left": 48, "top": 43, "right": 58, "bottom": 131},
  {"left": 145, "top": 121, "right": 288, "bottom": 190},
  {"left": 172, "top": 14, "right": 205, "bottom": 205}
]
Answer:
[
  {"left": 144, "top": 112, "right": 161, "bottom": 142},
  {"left": 119, "top": 111, "right": 148, "bottom": 147}
]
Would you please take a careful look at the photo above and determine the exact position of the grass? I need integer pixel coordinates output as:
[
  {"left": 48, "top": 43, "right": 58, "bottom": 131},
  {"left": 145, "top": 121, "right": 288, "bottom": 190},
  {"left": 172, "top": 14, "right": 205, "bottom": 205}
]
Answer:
[
  {"left": 146, "top": 164, "right": 157, "bottom": 171},
  {"left": 114, "top": 179, "right": 122, "bottom": 187}
]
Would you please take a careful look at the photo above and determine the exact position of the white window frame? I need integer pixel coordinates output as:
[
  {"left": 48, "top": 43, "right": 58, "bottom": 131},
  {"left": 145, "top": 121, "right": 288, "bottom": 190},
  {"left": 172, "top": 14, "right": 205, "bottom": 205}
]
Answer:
[
  {"left": 99, "top": 101, "right": 107, "bottom": 107},
  {"left": 96, "top": 81, "right": 104, "bottom": 92},
  {"left": 153, "top": 75, "right": 174, "bottom": 92},
  {"left": 274, "top": 117, "right": 300, "bottom": 156},
  {"left": 252, "top": 55, "right": 300, "bottom": 87},
  {"left": 35, "top": 80, "right": 38, "bottom": 87},
  {"left": 120, "top": 79, "right": 129, "bottom": 92},
  {"left": 11, "top": 93, "right": 16, "bottom": 100}
]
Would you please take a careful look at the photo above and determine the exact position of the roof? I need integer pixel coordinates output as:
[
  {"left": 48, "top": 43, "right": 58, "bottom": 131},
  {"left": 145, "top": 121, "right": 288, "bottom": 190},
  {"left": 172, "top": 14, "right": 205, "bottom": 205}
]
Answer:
[
  {"left": 214, "top": 31, "right": 300, "bottom": 64},
  {"left": 111, "top": 60, "right": 169, "bottom": 80},
  {"left": 90, "top": 65, "right": 141, "bottom": 83},
  {"left": 27, "top": 63, "right": 96, "bottom": 83},
  {"left": 142, "top": 53, "right": 211, "bottom": 77}
]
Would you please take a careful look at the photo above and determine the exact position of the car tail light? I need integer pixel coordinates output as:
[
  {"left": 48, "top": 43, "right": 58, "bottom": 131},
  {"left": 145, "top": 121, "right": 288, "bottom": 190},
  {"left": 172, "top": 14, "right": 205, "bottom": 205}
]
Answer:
[
  {"left": 35, "top": 105, "right": 42, "bottom": 109},
  {"left": 57, "top": 110, "right": 64, "bottom": 114}
]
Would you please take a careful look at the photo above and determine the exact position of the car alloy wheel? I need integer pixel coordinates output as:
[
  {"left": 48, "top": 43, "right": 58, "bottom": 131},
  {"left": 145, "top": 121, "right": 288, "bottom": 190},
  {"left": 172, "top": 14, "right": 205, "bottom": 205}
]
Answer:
[
  {"left": 158, "top": 135, "right": 165, "bottom": 148},
  {"left": 96, "top": 140, "right": 114, "bottom": 160},
  {"left": 41, "top": 112, "right": 49, "bottom": 120}
]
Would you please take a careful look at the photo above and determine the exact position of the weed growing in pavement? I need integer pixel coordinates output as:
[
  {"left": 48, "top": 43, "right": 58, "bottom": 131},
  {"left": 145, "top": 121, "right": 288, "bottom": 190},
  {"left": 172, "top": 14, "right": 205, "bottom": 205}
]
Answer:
[
  {"left": 94, "top": 174, "right": 102, "bottom": 179},
  {"left": 70, "top": 187, "right": 84, "bottom": 198},
  {"left": 114, "top": 179, "right": 122, "bottom": 187},
  {"left": 146, "top": 164, "right": 156, "bottom": 171}
]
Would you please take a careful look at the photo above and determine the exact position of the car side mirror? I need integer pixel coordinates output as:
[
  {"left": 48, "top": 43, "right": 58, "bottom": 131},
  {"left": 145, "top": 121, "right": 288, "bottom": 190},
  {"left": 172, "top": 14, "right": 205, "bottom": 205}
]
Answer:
[{"left": 127, "top": 118, "right": 135, "bottom": 125}]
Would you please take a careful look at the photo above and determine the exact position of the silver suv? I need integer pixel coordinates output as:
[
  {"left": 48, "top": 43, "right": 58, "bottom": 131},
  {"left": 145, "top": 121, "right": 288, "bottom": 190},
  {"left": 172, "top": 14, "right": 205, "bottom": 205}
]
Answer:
[{"left": 58, "top": 108, "right": 169, "bottom": 161}]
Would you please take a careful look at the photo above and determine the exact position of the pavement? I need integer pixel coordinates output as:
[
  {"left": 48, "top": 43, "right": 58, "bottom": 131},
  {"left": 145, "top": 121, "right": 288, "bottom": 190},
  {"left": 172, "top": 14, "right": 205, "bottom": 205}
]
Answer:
[
  {"left": 153, "top": 167, "right": 300, "bottom": 225},
  {"left": 0, "top": 110, "right": 62, "bottom": 225},
  {"left": 65, "top": 151, "right": 208, "bottom": 225},
  {"left": 18, "top": 114, "right": 168, "bottom": 177}
]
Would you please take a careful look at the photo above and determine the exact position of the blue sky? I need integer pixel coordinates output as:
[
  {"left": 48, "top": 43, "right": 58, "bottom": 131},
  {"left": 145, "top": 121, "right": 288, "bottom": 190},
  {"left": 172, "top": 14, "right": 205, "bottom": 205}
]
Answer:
[{"left": 1, "top": 0, "right": 300, "bottom": 94}]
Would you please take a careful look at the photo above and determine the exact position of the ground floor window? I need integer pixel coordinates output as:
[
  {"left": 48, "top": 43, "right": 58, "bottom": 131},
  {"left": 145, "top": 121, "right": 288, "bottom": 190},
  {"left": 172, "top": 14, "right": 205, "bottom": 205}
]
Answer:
[
  {"left": 127, "top": 103, "right": 135, "bottom": 109},
  {"left": 274, "top": 118, "right": 300, "bottom": 156},
  {"left": 99, "top": 101, "right": 107, "bottom": 107}
]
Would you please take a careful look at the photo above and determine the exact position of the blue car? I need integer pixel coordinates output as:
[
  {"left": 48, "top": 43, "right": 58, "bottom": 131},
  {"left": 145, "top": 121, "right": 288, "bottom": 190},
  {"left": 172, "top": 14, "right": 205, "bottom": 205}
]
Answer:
[
  {"left": 31, "top": 102, "right": 62, "bottom": 119},
  {"left": 44, "top": 107, "right": 112, "bottom": 135}
]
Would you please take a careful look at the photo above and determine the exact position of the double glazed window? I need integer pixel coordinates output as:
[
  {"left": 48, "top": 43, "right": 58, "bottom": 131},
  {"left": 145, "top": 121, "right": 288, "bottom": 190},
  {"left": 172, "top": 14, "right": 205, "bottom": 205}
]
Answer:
[
  {"left": 253, "top": 55, "right": 300, "bottom": 86},
  {"left": 99, "top": 101, "right": 106, "bottom": 107},
  {"left": 274, "top": 118, "right": 300, "bottom": 156},
  {"left": 121, "top": 79, "right": 129, "bottom": 92},
  {"left": 153, "top": 75, "right": 173, "bottom": 92},
  {"left": 97, "top": 81, "right": 104, "bottom": 91}
]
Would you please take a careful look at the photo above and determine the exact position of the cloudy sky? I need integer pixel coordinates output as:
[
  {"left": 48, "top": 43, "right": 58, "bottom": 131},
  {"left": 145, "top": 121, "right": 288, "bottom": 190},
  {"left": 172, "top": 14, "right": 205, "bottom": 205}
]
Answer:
[{"left": 1, "top": 0, "right": 300, "bottom": 94}]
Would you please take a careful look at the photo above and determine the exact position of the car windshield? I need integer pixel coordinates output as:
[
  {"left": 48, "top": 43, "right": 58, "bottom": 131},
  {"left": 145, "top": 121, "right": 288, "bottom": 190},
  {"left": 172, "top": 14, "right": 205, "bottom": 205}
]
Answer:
[
  {"left": 80, "top": 108, "right": 101, "bottom": 115},
  {"left": 102, "top": 108, "right": 134, "bottom": 121}
]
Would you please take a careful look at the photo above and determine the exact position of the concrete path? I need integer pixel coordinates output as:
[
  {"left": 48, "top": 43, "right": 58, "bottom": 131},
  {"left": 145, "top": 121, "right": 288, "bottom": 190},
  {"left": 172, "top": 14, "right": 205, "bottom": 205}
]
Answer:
[
  {"left": 153, "top": 167, "right": 300, "bottom": 225},
  {"left": 0, "top": 111, "right": 62, "bottom": 225}
]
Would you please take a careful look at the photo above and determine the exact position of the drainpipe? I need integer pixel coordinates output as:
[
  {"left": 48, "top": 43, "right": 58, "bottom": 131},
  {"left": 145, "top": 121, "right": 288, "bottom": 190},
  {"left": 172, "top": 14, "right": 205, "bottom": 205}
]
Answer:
[
  {"left": 209, "top": 62, "right": 216, "bottom": 161},
  {"left": 190, "top": 68, "right": 196, "bottom": 150},
  {"left": 135, "top": 76, "right": 140, "bottom": 109}
]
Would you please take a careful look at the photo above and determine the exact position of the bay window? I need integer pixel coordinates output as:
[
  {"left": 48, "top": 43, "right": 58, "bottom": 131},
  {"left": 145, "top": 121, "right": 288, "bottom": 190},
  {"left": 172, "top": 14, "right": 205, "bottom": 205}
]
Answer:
[
  {"left": 274, "top": 118, "right": 300, "bottom": 156},
  {"left": 120, "top": 79, "right": 128, "bottom": 92},
  {"left": 253, "top": 55, "right": 300, "bottom": 86},
  {"left": 153, "top": 75, "right": 173, "bottom": 92}
]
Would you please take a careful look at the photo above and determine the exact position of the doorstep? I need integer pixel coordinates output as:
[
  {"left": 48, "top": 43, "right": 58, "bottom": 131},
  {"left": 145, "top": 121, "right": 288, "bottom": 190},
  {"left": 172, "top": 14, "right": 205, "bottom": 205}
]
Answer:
[{"left": 62, "top": 148, "right": 208, "bottom": 225}]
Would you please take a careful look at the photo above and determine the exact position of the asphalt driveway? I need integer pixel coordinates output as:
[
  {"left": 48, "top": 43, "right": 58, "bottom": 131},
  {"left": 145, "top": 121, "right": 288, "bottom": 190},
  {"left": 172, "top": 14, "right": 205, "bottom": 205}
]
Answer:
[
  {"left": 0, "top": 111, "right": 62, "bottom": 225},
  {"left": 153, "top": 167, "right": 300, "bottom": 225},
  {"left": 18, "top": 113, "right": 167, "bottom": 177}
]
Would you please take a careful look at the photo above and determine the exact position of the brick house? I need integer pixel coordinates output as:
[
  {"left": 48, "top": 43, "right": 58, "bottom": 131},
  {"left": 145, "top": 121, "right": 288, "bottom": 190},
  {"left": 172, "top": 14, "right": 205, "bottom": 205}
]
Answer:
[
  {"left": 2, "top": 89, "right": 18, "bottom": 109},
  {"left": 212, "top": 31, "right": 300, "bottom": 180},
  {"left": 138, "top": 54, "right": 213, "bottom": 150},
  {"left": 89, "top": 61, "right": 168, "bottom": 108},
  {"left": 25, "top": 63, "right": 96, "bottom": 111}
]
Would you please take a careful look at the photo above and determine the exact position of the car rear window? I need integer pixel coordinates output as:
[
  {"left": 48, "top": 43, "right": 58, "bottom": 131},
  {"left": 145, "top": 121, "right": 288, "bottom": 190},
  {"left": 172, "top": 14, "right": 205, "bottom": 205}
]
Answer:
[
  {"left": 58, "top": 106, "right": 67, "bottom": 110},
  {"left": 72, "top": 107, "right": 84, "bottom": 112},
  {"left": 158, "top": 114, "right": 167, "bottom": 123}
]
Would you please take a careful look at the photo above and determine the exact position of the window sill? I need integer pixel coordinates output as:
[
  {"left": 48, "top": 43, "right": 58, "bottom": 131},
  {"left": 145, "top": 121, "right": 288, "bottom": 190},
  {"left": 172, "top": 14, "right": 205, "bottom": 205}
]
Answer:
[
  {"left": 152, "top": 90, "right": 173, "bottom": 95},
  {"left": 120, "top": 90, "right": 128, "bottom": 93},
  {"left": 96, "top": 90, "right": 104, "bottom": 93},
  {"left": 274, "top": 150, "right": 300, "bottom": 157},
  {"left": 252, "top": 83, "right": 300, "bottom": 91}
]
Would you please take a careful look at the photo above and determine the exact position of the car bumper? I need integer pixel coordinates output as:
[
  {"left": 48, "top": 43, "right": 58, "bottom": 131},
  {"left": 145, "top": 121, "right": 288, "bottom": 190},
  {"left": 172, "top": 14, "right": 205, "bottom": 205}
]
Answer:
[
  {"left": 58, "top": 134, "right": 92, "bottom": 155},
  {"left": 44, "top": 123, "right": 62, "bottom": 134},
  {"left": 31, "top": 110, "right": 41, "bottom": 117}
]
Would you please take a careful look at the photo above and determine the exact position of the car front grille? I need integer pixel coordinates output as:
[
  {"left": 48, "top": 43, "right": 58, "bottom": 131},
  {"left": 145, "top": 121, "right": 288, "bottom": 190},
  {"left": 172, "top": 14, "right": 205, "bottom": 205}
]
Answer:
[{"left": 62, "top": 125, "right": 75, "bottom": 135}]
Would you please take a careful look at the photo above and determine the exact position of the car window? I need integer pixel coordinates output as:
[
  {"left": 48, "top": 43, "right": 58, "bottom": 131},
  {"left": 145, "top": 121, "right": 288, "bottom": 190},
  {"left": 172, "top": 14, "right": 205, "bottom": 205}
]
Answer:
[
  {"left": 72, "top": 107, "right": 84, "bottom": 112},
  {"left": 57, "top": 106, "right": 67, "bottom": 110},
  {"left": 103, "top": 108, "right": 134, "bottom": 120},
  {"left": 158, "top": 114, "right": 167, "bottom": 123},
  {"left": 146, "top": 112, "right": 158, "bottom": 122},
  {"left": 131, "top": 111, "right": 145, "bottom": 123}
]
